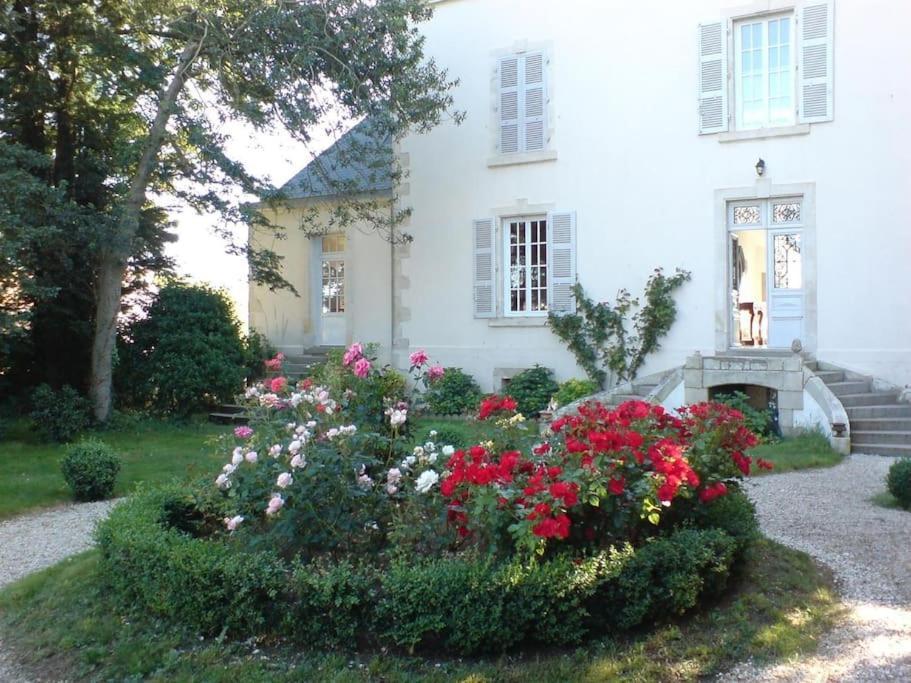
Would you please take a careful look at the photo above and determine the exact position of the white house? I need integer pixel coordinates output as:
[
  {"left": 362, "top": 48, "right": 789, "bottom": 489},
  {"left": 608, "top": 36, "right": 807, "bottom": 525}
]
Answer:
[{"left": 250, "top": 0, "right": 911, "bottom": 454}]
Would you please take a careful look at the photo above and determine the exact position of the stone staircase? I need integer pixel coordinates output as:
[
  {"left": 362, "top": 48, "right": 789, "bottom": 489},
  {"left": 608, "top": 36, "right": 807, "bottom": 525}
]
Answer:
[
  {"left": 808, "top": 361, "right": 911, "bottom": 457},
  {"left": 208, "top": 346, "right": 338, "bottom": 424}
]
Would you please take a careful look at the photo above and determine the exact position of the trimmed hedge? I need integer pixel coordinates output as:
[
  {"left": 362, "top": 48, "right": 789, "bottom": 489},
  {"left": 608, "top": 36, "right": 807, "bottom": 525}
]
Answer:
[{"left": 97, "top": 487, "right": 747, "bottom": 654}]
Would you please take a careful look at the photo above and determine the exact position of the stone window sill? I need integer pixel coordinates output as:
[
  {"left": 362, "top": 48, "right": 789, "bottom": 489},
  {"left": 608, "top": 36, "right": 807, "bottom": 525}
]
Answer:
[
  {"left": 487, "top": 150, "right": 558, "bottom": 167},
  {"left": 717, "top": 124, "right": 810, "bottom": 143},
  {"left": 488, "top": 317, "right": 548, "bottom": 328}
]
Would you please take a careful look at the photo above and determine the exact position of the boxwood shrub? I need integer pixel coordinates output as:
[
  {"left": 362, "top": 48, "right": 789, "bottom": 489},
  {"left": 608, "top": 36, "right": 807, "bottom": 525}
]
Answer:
[
  {"left": 61, "top": 439, "right": 121, "bottom": 501},
  {"left": 887, "top": 458, "right": 911, "bottom": 509},
  {"left": 97, "top": 486, "right": 748, "bottom": 654}
]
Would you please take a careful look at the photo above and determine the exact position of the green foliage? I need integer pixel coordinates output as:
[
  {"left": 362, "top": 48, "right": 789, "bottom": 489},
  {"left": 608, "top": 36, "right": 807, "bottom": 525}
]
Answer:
[
  {"left": 547, "top": 268, "right": 691, "bottom": 386},
  {"left": 424, "top": 367, "right": 483, "bottom": 415},
  {"left": 97, "top": 486, "right": 285, "bottom": 636},
  {"left": 98, "top": 487, "right": 743, "bottom": 655},
  {"left": 506, "top": 366, "right": 559, "bottom": 417},
  {"left": 886, "top": 459, "right": 911, "bottom": 509},
  {"left": 29, "top": 384, "right": 91, "bottom": 443},
  {"left": 713, "top": 390, "right": 773, "bottom": 439},
  {"left": 117, "top": 282, "right": 247, "bottom": 417},
  {"left": 552, "top": 378, "right": 600, "bottom": 408},
  {"left": 419, "top": 424, "right": 470, "bottom": 449},
  {"left": 61, "top": 439, "right": 121, "bottom": 501},
  {"left": 684, "top": 488, "right": 760, "bottom": 555},
  {"left": 241, "top": 330, "right": 275, "bottom": 382},
  {"left": 592, "top": 529, "right": 737, "bottom": 631}
]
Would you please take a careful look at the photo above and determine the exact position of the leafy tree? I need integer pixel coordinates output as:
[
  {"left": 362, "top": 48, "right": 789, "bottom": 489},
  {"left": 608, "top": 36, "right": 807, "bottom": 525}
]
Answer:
[
  {"left": 1, "top": 1, "right": 459, "bottom": 421},
  {"left": 117, "top": 281, "right": 247, "bottom": 416}
]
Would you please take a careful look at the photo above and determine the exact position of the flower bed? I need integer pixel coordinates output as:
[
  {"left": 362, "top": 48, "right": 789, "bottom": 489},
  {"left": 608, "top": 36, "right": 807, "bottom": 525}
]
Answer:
[{"left": 97, "top": 343, "right": 765, "bottom": 655}]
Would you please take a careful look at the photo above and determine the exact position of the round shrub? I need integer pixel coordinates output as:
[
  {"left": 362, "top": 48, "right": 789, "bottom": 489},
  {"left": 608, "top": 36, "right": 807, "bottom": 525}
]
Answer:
[
  {"left": 116, "top": 282, "right": 247, "bottom": 417},
  {"left": 30, "top": 383, "right": 91, "bottom": 443},
  {"left": 506, "top": 365, "right": 559, "bottom": 417},
  {"left": 61, "top": 438, "right": 120, "bottom": 501},
  {"left": 420, "top": 424, "right": 469, "bottom": 449},
  {"left": 552, "top": 378, "right": 600, "bottom": 408},
  {"left": 681, "top": 488, "right": 760, "bottom": 555},
  {"left": 98, "top": 487, "right": 742, "bottom": 654},
  {"left": 424, "top": 367, "right": 482, "bottom": 415},
  {"left": 887, "top": 458, "right": 911, "bottom": 509}
]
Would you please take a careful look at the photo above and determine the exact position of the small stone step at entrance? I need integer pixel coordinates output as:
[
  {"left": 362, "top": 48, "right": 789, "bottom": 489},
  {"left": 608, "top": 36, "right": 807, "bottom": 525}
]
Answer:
[
  {"left": 852, "top": 430, "right": 911, "bottom": 446},
  {"left": 838, "top": 393, "right": 902, "bottom": 407},
  {"left": 850, "top": 443, "right": 911, "bottom": 457},
  {"left": 845, "top": 404, "right": 911, "bottom": 419},
  {"left": 814, "top": 370, "right": 845, "bottom": 384},
  {"left": 826, "top": 380, "right": 875, "bottom": 396},
  {"left": 849, "top": 417, "right": 911, "bottom": 431},
  {"left": 813, "top": 361, "right": 910, "bottom": 456},
  {"left": 209, "top": 411, "right": 249, "bottom": 425}
]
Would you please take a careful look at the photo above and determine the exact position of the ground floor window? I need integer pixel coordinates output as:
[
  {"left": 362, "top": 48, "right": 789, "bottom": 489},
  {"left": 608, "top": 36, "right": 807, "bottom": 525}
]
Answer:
[
  {"left": 728, "top": 198, "right": 803, "bottom": 349},
  {"left": 320, "top": 234, "right": 346, "bottom": 315},
  {"left": 504, "top": 216, "right": 548, "bottom": 315}
]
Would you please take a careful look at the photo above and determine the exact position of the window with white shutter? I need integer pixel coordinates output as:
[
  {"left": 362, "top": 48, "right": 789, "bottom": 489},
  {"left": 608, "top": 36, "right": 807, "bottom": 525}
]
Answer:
[
  {"left": 698, "top": 22, "right": 728, "bottom": 134},
  {"left": 473, "top": 218, "right": 495, "bottom": 318},
  {"left": 700, "top": 2, "right": 834, "bottom": 135},
  {"left": 547, "top": 211, "right": 576, "bottom": 315},
  {"left": 798, "top": 1, "right": 834, "bottom": 123},
  {"left": 498, "top": 212, "right": 576, "bottom": 317},
  {"left": 498, "top": 51, "right": 548, "bottom": 154}
]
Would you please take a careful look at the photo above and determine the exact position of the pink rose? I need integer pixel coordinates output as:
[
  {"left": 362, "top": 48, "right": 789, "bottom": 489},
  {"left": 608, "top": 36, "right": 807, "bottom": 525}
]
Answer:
[
  {"left": 266, "top": 494, "right": 284, "bottom": 516},
  {"left": 342, "top": 342, "right": 364, "bottom": 366},
  {"left": 276, "top": 472, "right": 293, "bottom": 489},
  {"left": 270, "top": 376, "right": 288, "bottom": 393},
  {"left": 409, "top": 349, "right": 429, "bottom": 368},
  {"left": 224, "top": 515, "right": 244, "bottom": 531},
  {"left": 427, "top": 365, "right": 445, "bottom": 382},
  {"left": 353, "top": 357, "right": 371, "bottom": 379},
  {"left": 245, "top": 450, "right": 258, "bottom": 463},
  {"left": 234, "top": 426, "right": 253, "bottom": 439}
]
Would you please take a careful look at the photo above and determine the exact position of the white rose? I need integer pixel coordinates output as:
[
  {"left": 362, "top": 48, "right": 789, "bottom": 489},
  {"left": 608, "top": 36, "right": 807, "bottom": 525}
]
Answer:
[
  {"left": 276, "top": 472, "right": 293, "bottom": 489},
  {"left": 415, "top": 470, "right": 439, "bottom": 494},
  {"left": 442, "top": 445, "right": 455, "bottom": 457},
  {"left": 288, "top": 440, "right": 302, "bottom": 454}
]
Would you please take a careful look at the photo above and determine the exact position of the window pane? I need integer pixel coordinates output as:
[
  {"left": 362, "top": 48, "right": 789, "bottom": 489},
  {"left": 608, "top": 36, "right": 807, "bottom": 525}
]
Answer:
[
  {"left": 733, "top": 205, "right": 761, "bottom": 224},
  {"left": 772, "top": 202, "right": 801, "bottom": 223},
  {"left": 773, "top": 234, "right": 802, "bottom": 289}
]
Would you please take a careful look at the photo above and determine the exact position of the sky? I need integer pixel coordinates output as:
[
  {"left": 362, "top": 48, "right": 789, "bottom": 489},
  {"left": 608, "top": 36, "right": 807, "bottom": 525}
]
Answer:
[{"left": 163, "top": 123, "right": 333, "bottom": 328}]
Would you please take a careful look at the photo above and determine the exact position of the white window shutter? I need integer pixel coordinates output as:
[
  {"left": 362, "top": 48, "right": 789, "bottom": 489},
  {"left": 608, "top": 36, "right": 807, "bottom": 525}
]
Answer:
[
  {"left": 698, "top": 21, "right": 728, "bottom": 134},
  {"left": 523, "top": 52, "right": 546, "bottom": 151},
  {"left": 498, "top": 57, "right": 519, "bottom": 154},
  {"left": 547, "top": 211, "right": 576, "bottom": 314},
  {"left": 798, "top": 1, "right": 834, "bottom": 123},
  {"left": 472, "top": 218, "right": 496, "bottom": 318}
]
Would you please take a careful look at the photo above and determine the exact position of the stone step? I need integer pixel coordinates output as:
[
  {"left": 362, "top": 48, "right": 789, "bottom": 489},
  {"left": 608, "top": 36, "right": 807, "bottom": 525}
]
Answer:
[
  {"left": 209, "top": 411, "right": 249, "bottom": 425},
  {"left": 215, "top": 404, "right": 246, "bottom": 414},
  {"left": 851, "top": 443, "right": 911, "bottom": 457},
  {"left": 850, "top": 417, "right": 911, "bottom": 431},
  {"left": 838, "top": 393, "right": 902, "bottom": 407},
  {"left": 852, "top": 430, "right": 911, "bottom": 446},
  {"left": 609, "top": 393, "right": 647, "bottom": 404},
  {"left": 845, "top": 404, "right": 911, "bottom": 419},
  {"left": 826, "top": 380, "right": 872, "bottom": 396},
  {"left": 815, "top": 370, "right": 845, "bottom": 383}
]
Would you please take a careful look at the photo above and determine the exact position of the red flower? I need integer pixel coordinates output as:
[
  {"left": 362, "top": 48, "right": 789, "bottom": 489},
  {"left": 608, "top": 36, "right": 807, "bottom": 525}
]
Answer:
[
  {"left": 698, "top": 481, "right": 728, "bottom": 503},
  {"left": 608, "top": 476, "right": 626, "bottom": 496},
  {"left": 549, "top": 481, "right": 579, "bottom": 507},
  {"left": 757, "top": 458, "right": 774, "bottom": 470}
]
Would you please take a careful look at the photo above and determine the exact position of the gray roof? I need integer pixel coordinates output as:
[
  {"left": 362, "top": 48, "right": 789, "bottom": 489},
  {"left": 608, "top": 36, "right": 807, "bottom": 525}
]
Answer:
[{"left": 279, "top": 118, "right": 393, "bottom": 199}]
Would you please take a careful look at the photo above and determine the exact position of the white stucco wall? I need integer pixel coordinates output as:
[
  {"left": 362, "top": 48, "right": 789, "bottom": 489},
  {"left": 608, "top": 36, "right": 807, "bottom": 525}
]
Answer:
[
  {"left": 393, "top": 0, "right": 911, "bottom": 391},
  {"left": 249, "top": 201, "right": 392, "bottom": 359},
  {"left": 793, "top": 388, "right": 830, "bottom": 433}
]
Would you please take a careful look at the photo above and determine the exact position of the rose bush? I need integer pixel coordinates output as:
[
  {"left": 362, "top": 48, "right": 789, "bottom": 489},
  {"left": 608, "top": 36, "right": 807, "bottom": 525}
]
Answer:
[{"left": 98, "top": 340, "right": 766, "bottom": 655}]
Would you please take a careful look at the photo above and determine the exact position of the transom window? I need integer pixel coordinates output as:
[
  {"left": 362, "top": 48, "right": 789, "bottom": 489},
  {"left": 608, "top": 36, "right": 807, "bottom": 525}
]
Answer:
[
  {"left": 505, "top": 216, "right": 548, "bottom": 315},
  {"left": 734, "top": 13, "right": 795, "bottom": 130}
]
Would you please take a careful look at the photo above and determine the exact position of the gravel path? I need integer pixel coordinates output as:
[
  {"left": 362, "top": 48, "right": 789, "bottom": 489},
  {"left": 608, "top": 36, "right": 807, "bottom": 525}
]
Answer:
[
  {"left": 0, "top": 500, "right": 116, "bottom": 683},
  {"left": 725, "top": 454, "right": 911, "bottom": 682}
]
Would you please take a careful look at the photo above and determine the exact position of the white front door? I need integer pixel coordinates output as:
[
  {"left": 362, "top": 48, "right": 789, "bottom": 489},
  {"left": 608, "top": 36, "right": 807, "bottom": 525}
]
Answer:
[
  {"left": 766, "top": 229, "right": 803, "bottom": 348},
  {"left": 728, "top": 198, "right": 804, "bottom": 349},
  {"left": 318, "top": 234, "right": 347, "bottom": 346}
]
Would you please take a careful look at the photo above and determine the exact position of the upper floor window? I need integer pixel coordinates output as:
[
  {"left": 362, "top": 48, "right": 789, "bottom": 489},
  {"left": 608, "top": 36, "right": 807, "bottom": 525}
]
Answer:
[
  {"left": 498, "top": 51, "right": 546, "bottom": 154},
  {"left": 698, "top": 1, "right": 834, "bottom": 136},
  {"left": 735, "top": 14, "right": 795, "bottom": 129}
]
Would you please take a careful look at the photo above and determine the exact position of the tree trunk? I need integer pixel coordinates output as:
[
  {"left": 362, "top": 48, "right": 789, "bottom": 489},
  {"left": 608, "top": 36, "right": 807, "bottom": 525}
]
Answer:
[{"left": 88, "top": 39, "right": 202, "bottom": 422}]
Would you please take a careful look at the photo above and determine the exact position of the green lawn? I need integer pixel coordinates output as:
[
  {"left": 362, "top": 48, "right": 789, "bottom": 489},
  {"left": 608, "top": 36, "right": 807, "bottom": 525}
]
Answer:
[
  {"left": 0, "top": 419, "right": 229, "bottom": 520},
  {"left": 0, "top": 539, "right": 841, "bottom": 682},
  {"left": 870, "top": 491, "right": 904, "bottom": 510},
  {"left": 748, "top": 431, "right": 844, "bottom": 475}
]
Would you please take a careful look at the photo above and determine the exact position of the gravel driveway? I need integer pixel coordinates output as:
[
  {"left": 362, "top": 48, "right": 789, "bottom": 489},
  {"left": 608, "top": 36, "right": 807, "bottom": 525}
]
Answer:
[
  {"left": 725, "top": 454, "right": 911, "bottom": 682},
  {"left": 0, "top": 500, "right": 117, "bottom": 682}
]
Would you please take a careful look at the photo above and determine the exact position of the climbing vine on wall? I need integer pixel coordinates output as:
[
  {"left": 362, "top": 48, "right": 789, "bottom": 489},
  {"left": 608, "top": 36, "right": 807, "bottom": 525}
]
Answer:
[{"left": 547, "top": 268, "right": 692, "bottom": 388}]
